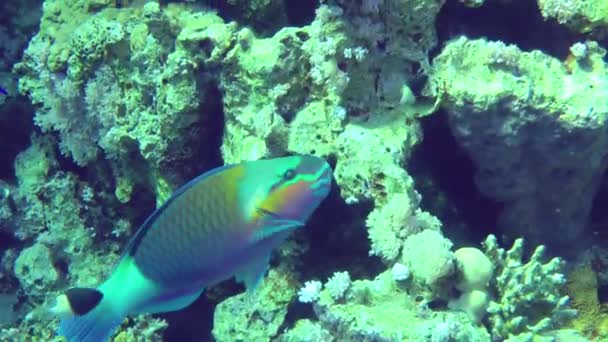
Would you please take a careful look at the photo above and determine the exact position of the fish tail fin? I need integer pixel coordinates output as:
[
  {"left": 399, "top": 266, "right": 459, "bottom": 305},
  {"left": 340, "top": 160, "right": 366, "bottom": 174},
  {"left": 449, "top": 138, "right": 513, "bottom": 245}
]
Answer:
[{"left": 52, "top": 287, "right": 123, "bottom": 342}]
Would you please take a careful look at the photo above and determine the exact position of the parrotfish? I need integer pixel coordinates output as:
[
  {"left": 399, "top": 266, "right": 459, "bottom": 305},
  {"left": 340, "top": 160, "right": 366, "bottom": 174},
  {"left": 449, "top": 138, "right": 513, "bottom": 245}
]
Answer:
[{"left": 51, "top": 155, "right": 332, "bottom": 342}]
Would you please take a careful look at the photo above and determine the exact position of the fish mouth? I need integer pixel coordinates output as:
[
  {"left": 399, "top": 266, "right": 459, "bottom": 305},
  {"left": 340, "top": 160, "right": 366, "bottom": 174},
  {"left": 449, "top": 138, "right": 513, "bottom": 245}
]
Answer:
[
  {"left": 257, "top": 207, "right": 281, "bottom": 219},
  {"left": 257, "top": 206, "right": 305, "bottom": 227}
]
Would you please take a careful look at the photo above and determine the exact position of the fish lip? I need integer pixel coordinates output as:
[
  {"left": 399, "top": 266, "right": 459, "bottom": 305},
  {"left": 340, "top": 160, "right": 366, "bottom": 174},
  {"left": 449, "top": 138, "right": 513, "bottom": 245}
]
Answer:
[
  {"left": 257, "top": 207, "right": 306, "bottom": 227},
  {"left": 257, "top": 207, "right": 281, "bottom": 218}
]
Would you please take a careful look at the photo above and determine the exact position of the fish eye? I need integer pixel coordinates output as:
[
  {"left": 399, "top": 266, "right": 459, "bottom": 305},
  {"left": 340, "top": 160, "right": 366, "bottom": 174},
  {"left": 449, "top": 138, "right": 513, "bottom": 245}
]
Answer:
[{"left": 282, "top": 168, "right": 297, "bottom": 180}]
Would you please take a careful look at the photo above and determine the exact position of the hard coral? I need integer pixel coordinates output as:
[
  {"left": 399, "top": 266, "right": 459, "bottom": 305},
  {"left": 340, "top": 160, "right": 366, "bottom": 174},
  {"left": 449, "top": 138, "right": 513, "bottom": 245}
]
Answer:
[
  {"left": 213, "top": 270, "right": 297, "bottom": 342},
  {"left": 483, "top": 235, "right": 577, "bottom": 340},
  {"left": 538, "top": 0, "right": 608, "bottom": 33},
  {"left": 17, "top": 1, "right": 224, "bottom": 204}
]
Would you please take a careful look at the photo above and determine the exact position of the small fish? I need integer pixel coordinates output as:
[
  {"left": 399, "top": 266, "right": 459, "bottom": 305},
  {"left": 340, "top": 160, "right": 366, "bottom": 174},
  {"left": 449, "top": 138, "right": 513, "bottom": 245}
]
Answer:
[
  {"left": 0, "top": 86, "right": 7, "bottom": 96},
  {"left": 51, "top": 155, "right": 333, "bottom": 342}
]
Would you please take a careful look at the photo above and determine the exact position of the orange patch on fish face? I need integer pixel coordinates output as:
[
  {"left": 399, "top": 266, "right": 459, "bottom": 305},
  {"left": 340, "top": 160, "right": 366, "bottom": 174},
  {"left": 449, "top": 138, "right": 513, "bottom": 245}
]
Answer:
[{"left": 252, "top": 180, "right": 309, "bottom": 224}]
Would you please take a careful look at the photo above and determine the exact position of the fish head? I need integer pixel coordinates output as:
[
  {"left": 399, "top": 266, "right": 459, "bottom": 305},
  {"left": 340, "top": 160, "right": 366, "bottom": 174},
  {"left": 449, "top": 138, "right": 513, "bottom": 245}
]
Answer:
[{"left": 245, "top": 155, "right": 333, "bottom": 226}]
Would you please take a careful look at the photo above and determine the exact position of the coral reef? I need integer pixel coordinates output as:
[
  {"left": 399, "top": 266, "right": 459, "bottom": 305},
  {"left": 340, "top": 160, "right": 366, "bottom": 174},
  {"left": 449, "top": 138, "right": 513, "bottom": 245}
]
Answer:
[
  {"left": 538, "top": 0, "right": 608, "bottom": 33},
  {"left": 276, "top": 319, "right": 332, "bottom": 342},
  {"left": 400, "top": 229, "right": 455, "bottom": 287},
  {"left": 15, "top": 1, "right": 221, "bottom": 204},
  {"left": 430, "top": 37, "right": 608, "bottom": 250},
  {"left": 0, "top": 0, "right": 41, "bottom": 103},
  {"left": 303, "top": 269, "right": 491, "bottom": 341},
  {"left": 1, "top": 0, "right": 605, "bottom": 341},
  {"left": 448, "top": 246, "right": 493, "bottom": 322},
  {"left": 366, "top": 191, "right": 441, "bottom": 262},
  {"left": 213, "top": 270, "right": 297, "bottom": 341}
]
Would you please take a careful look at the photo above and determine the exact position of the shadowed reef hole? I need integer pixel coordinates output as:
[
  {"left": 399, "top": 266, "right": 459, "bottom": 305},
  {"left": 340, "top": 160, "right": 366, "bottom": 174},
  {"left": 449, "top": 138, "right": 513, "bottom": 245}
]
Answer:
[
  {"left": 434, "top": 0, "right": 584, "bottom": 60},
  {"left": 410, "top": 111, "right": 502, "bottom": 247},
  {"left": 0, "top": 97, "right": 35, "bottom": 181},
  {"left": 0, "top": 230, "right": 20, "bottom": 251},
  {"left": 188, "top": 0, "right": 318, "bottom": 36},
  {"left": 590, "top": 168, "right": 608, "bottom": 247}
]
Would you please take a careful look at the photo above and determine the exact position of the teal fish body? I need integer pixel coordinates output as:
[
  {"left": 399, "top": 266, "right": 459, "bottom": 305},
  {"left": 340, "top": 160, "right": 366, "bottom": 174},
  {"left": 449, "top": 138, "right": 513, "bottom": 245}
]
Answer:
[{"left": 54, "top": 155, "right": 332, "bottom": 342}]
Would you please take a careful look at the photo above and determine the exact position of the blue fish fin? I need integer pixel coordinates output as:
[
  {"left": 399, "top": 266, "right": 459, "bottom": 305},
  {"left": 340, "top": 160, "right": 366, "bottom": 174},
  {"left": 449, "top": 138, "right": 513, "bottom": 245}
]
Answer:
[
  {"left": 235, "top": 252, "right": 271, "bottom": 291},
  {"left": 141, "top": 287, "right": 205, "bottom": 314},
  {"left": 57, "top": 298, "right": 123, "bottom": 342}
]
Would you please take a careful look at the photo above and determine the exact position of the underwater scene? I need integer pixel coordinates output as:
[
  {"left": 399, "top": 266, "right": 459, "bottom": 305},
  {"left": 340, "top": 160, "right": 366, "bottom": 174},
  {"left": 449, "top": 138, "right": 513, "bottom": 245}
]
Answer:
[{"left": 1, "top": 0, "right": 608, "bottom": 341}]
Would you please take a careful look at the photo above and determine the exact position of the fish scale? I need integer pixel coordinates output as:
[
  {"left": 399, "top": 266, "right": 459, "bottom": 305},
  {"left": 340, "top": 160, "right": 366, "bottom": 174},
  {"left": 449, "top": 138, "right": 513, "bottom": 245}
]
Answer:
[{"left": 132, "top": 169, "right": 246, "bottom": 286}]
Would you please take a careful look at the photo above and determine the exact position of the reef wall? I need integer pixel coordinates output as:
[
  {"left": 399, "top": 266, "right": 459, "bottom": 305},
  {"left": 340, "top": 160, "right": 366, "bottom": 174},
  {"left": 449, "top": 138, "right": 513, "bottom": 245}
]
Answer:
[{"left": 1, "top": 0, "right": 608, "bottom": 340}]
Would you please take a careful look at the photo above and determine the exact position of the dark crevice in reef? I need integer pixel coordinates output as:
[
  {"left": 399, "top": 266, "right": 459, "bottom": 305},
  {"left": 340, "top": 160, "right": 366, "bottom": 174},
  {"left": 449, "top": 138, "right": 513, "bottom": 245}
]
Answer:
[
  {"left": 192, "top": 82, "right": 225, "bottom": 173},
  {"left": 128, "top": 179, "right": 157, "bottom": 226},
  {"left": 284, "top": 0, "right": 319, "bottom": 27},
  {"left": 161, "top": 295, "right": 216, "bottom": 342},
  {"left": 157, "top": 81, "right": 226, "bottom": 342},
  {"left": 299, "top": 179, "right": 382, "bottom": 281},
  {"left": 194, "top": 0, "right": 319, "bottom": 37},
  {"left": 163, "top": 81, "right": 226, "bottom": 184},
  {"left": 282, "top": 171, "right": 384, "bottom": 332},
  {"left": 409, "top": 111, "right": 502, "bottom": 247},
  {"left": 590, "top": 169, "right": 608, "bottom": 246},
  {"left": 0, "top": 97, "right": 35, "bottom": 181},
  {"left": 55, "top": 149, "right": 89, "bottom": 180},
  {"left": 599, "top": 283, "right": 608, "bottom": 303},
  {"left": 434, "top": 0, "right": 584, "bottom": 60},
  {"left": 0, "top": 230, "right": 20, "bottom": 251}
]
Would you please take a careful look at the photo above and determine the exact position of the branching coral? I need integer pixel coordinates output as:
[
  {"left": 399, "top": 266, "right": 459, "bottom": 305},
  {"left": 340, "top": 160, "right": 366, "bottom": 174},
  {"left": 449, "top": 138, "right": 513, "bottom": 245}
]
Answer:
[
  {"left": 366, "top": 191, "right": 441, "bottom": 262},
  {"left": 483, "top": 235, "right": 577, "bottom": 340}
]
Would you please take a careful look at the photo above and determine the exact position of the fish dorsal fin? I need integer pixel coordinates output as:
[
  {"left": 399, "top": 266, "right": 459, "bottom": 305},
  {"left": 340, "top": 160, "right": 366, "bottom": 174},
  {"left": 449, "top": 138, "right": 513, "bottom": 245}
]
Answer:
[{"left": 235, "top": 252, "right": 271, "bottom": 291}]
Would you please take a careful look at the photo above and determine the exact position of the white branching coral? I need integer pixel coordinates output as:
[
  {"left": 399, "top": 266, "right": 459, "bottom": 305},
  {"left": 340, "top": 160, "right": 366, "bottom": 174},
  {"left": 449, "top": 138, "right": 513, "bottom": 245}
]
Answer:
[
  {"left": 482, "top": 235, "right": 577, "bottom": 340},
  {"left": 298, "top": 280, "right": 323, "bottom": 303},
  {"left": 325, "top": 271, "right": 351, "bottom": 301},
  {"left": 366, "top": 192, "right": 442, "bottom": 262}
]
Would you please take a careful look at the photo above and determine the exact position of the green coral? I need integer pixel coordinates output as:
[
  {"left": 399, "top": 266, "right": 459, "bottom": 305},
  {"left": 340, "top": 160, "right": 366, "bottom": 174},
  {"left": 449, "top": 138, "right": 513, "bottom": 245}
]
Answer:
[
  {"left": 212, "top": 270, "right": 297, "bottom": 341},
  {"left": 276, "top": 319, "right": 332, "bottom": 342},
  {"left": 538, "top": 0, "right": 608, "bottom": 33},
  {"left": 400, "top": 229, "right": 455, "bottom": 287},
  {"left": 2, "top": 133, "right": 166, "bottom": 342},
  {"left": 14, "top": 243, "right": 59, "bottom": 299},
  {"left": 365, "top": 188, "right": 441, "bottom": 262},
  {"left": 309, "top": 269, "right": 490, "bottom": 341},
  {"left": 483, "top": 235, "right": 578, "bottom": 340},
  {"left": 16, "top": 1, "right": 228, "bottom": 204}
]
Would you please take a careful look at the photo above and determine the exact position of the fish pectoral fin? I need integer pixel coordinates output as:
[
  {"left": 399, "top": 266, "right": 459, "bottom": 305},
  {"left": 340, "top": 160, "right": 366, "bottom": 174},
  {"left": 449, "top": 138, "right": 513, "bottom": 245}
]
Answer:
[
  {"left": 235, "top": 252, "right": 271, "bottom": 291},
  {"left": 237, "top": 217, "right": 303, "bottom": 291}
]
